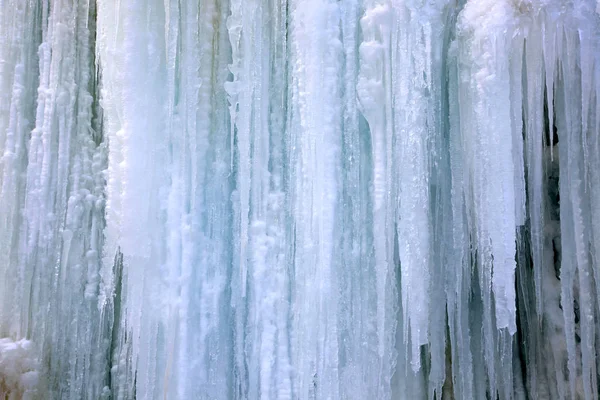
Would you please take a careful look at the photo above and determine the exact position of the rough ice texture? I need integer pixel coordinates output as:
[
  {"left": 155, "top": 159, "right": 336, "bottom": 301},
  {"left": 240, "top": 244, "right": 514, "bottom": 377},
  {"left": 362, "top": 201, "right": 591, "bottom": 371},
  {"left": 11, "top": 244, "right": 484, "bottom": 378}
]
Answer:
[
  {"left": 1, "top": 0, "right": 600, "bottom": 399},
  {"left": 0, "top": 338, "right": 39, "bottom": 399}
]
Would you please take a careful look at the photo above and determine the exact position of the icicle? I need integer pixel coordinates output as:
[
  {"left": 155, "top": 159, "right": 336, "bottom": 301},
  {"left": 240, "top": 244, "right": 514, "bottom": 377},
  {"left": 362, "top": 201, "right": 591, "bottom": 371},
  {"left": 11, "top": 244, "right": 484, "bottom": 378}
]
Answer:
[
  {"left": 510, "top": 34, "right": 526, "bottom": 226},
  {"left": 0, "top": 0, "right": 41, "bottom": 338},
  {"left": 394, "top": 2, "right": 432, "bottom": 372},
  {"left": 100, "top": 0, "right": 171, "bottom": 397},
  {"left": 357, "top": 3, "right": 396, "bottom": 396},
  {"left": 559, "top": 21, "right": 598, "bottom": 400},
  {"left": 0, "top": 0, "right": 109, "bottom": 397},
  {"left": 226, "top": 0, "right": 294, "bottom": 397},
  {"left": 290, "top": 0, "right": 343, "bottom": 398},
  {"left": 458, "top": 0, "right": 519, "bottom": 335},
  {"left": 447, "top": 34, "right": 475, "bottom": 400},
  {"left": 542, "top": 15, "right": 556, "bottom": 160},
  {"left": 556, "top": 78, "right": 579, "bottom": 400},
  {"left": 455, "top": 1, "right": 526, "bottom": 397},
  {"left": 525, "top": 21, "right": 549, "bottom": 323}
]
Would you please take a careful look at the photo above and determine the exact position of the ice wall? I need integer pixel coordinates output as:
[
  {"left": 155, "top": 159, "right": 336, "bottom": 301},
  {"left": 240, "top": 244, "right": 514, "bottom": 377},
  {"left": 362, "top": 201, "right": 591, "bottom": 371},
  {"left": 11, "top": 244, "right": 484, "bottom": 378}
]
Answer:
[{"left": 1, "top": 0, "right": 600, "bottom": 399}]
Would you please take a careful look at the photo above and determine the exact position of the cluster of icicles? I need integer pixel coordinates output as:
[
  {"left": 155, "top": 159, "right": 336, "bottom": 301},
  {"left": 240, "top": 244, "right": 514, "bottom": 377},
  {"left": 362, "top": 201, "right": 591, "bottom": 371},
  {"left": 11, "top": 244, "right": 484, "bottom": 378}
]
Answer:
[{"left": 1, "top": 0, "right": 600, "bottom": 399}]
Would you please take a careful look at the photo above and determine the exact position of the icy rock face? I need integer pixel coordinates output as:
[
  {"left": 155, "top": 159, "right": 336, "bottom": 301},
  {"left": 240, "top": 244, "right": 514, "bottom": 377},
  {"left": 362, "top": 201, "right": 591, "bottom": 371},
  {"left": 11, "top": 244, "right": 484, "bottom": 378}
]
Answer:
[{"left": 1, "top": 0, "right": 600, "bottom": 399}]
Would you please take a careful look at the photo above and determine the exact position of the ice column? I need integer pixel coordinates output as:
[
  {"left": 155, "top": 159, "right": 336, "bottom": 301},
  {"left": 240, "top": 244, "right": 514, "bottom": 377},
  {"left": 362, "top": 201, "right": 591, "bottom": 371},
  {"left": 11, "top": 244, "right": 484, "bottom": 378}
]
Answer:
[
  {"left": 357, "top": 3, "right": 397, "bottom": 397},
  {"left": 289, "top": 0, "right": 343, "bottom": 398},
  {"left": 227, "top": 0, "right": 292, "bottom": 397},
  {"left": 0, "top": 0, "right": 107, "bottom": 398}
]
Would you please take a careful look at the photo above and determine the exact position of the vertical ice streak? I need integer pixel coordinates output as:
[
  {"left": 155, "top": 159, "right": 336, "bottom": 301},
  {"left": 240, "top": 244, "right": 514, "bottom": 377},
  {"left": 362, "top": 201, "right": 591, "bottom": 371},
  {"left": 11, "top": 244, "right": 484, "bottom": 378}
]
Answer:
[
  {"left": 0, "top": 0, "right": 41, "bottom": 338},
  {"left": 185, "top": 0, "right": 233, "bottom": 398},
  {"left": 117, "top": 2, "right": 168, "bottom": 398},
  {"left": 447, "top": 31, "right": 476, "bottom": 400},
  {"left": 556, "top": 62, "right": 580, "bottom": 400},
  {"left": 339, "top": 0, "right": 382, "bottom": 398},
  {"left": 510, "top": 33, "right": 526, "bottom": 228},
  {"left": 556, "top": 14, "right": 598, "bottom": 398},
  {"left": 1, "top": 0, "right": 600, "bottom": 399},
  {"left": 99, "top": 0, "right": 170, "bottom": 398},
  {"left": 0, "top": 0, "right": 108, "bottom": 398},
  {"left": 392, "top": 2, "right": 453, "bottom": 379},
  {"left": 289, "top": 0, "right": 343, "bottom": 398},
  {"left": 394, "top": 2, "right": 432, "bottom": 371},
  {"left": 100, "top": 0, "right": 234, "bottom": 398},
  {"left": 455, "top": 1, "right": 524, "bottom": 397},
  {"left": 357, "top": 3, "right": 397, "bottom": 397},
  {"left": 524, "top": 19, "right": 546, "bottom": 326},
  {"left": 227, "top": 0, "right": 293, "bottom": 397},
  {"left": 588, "top": 14, "right": 600, "bottom": 396},
  {"left": 458, "top": 0, "right": 519, "bottom": 337}
]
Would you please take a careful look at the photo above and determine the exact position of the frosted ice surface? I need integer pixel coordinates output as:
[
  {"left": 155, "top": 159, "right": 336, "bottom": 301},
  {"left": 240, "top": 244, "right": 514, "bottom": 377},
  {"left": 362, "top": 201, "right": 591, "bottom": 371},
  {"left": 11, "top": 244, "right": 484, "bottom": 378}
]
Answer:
[
  {"left": 1, "top": 0, "right": 600, "bottom": 399},
  {"left": 0, "top": 338, "right": 39, "bottom": 399}
]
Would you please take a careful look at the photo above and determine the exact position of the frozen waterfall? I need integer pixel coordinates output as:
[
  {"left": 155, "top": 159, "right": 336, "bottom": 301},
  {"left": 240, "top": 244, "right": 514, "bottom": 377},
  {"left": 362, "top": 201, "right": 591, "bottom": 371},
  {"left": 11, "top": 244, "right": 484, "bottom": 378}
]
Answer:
[{"left": 1, "top": 0, "right": 600, "bottom": 399}]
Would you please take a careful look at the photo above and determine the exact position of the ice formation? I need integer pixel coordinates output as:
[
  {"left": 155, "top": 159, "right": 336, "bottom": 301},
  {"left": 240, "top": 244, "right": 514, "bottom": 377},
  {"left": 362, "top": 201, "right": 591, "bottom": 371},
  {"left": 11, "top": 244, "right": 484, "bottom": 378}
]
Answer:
[
  {"left": 0, "top": 338, "right": 39, "bottom": 399},
  {"left": 1, "top": 0, "right": 600, "bottom": 399}
]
